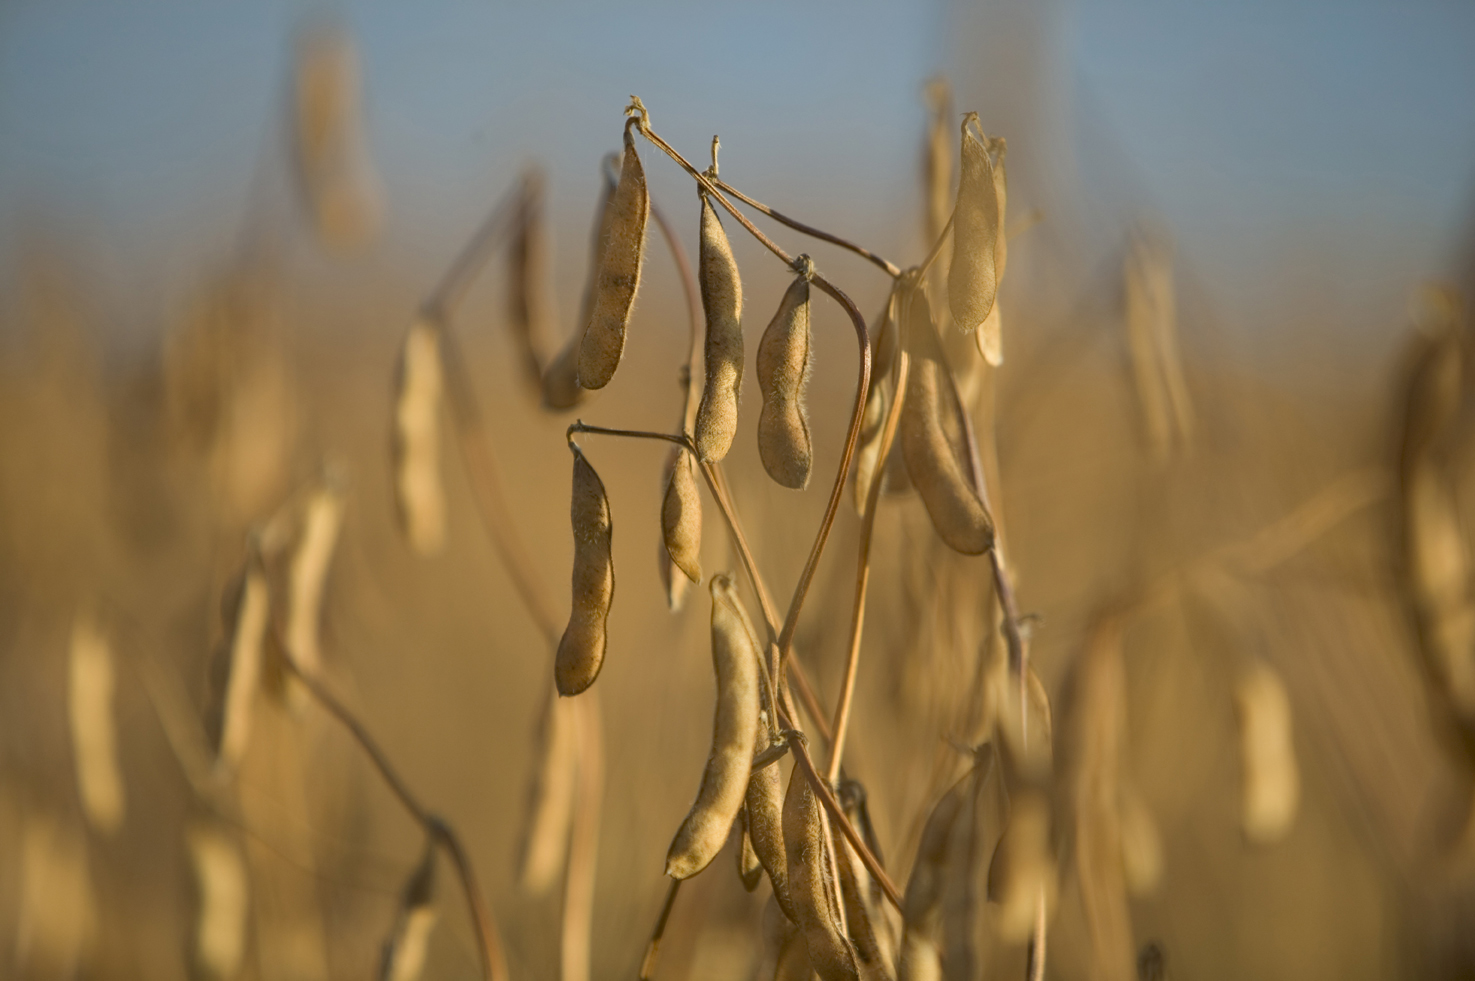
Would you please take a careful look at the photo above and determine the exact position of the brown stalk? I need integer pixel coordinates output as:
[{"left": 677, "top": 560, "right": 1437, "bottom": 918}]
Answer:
[
  {"left": 637, "top": 878, "right": 683, "bottom": 980},
  {"left": 275, "top": 640, "right": 508, "bottom": 981},
  {"left": 828, "top": 346, "right": 911, "bottom": 783},
  {"left": 711, "top": 177, "right": 902, "bottom": 279}
]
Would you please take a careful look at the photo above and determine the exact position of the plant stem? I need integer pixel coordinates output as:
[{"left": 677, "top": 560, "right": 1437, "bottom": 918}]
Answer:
[
  {"left": 712, "top": 178, "right": 901, "bottom": 278},
  {"left": 562, "top": 692, "right": 603, "bottom": 981},
  {"left": 637, "top": 879, "right": 683, "bottom": 981},
  {"left": 277, "top": 646, "right": 508, "bottom": 981}
]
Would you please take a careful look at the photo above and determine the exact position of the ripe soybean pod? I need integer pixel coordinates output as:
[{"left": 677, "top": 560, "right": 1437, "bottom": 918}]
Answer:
[
  {"left": 898, "top": 286, "right": 994, "bottom": 554},
  {"left": 757, "top": 265, "right": 814, "bottom": 489},
  {"left": 694, "top": 191, "right": 745, "bottom": 462},
  {"left": 665, "top": 576, "right": 761, "bottom": 878},
  {"left": 577, "top": 127, "right": 648, "bottom": 390},
  {"left": 660, "top": 445, "right": 702, "bottom": 588},
  {"left": 556, "top": 442, "right": 614, "bottom": 696},
  {"left": 948, "top": 113, "right": 1001, "bottom": 335},
  {"left": 747, "top": 724, "right": 796, "bottom": 922},
  {"left": 543, "top": 159, "right": 619, "bottom": 411},
  {"left": 782, "top": 762, "right": 860, "bottom": 981}
]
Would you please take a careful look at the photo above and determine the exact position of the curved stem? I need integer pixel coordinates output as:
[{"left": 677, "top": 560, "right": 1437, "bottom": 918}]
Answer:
[
  {"left": 712, "top": 178, "right": 901, "bottom": 278},
  {"left": 277, "top": 646, "right": 508, "bottom": 981},
  {"left": 827, "top": 347, "right": 911, "bottom": 783}
]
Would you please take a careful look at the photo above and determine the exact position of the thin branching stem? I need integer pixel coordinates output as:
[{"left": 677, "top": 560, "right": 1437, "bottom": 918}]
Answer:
[
  {"left": 828, "top": 347, "right": 911, "bottom": 783},
  {"left": 712, "top": 178, "right": 902, "bottom": 278},
  {"left": 276, "top": 644, "right": 508, "bottom": 981}
]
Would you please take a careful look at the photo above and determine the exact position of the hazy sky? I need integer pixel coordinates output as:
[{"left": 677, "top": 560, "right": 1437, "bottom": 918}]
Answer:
[{"left": 1, "top": 0, "right": 1472, "bottom": 346}]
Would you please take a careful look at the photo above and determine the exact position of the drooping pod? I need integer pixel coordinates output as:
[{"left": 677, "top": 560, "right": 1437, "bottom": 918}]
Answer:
[
  {"left": 987, "top": 788, "right": 1057, "bottom": 944},
  {"left": 543, "top": 160, "right": 619, "bottom": 411},
  {"left": 187, "top": 820, "right": 249, "bottom": 980},
  {"left": 948, "top": 113, "right": 1001, "bottom": 335},
  {"left": 782, "top": 763, "right": 860, "bottom": 981},
  {"left": 853, "top": 290, "right": 908, "bottom": 511},
  {"left": 577, "top": 128, "right": 649, "bottom": 390},
  {"left": 738, "top": 808, "right": 764, "bottom": 891},
  {"left": 746, "top": 724, "right": 795, "bottom": 921},
  {"left": 661, "top": 445, "right": 703, "bottom": 590},
  {"left": 212, "top": 554, "right": 270, "bottom": 775},
  {"left": 556, "top": 444, "right": 614, "bottom": 695},
  {"left": 392, "top": 320, "right": 447, "bottom": 555},
  {"left": 694, "top": 192, "right": 745, "bottom": 462},
  {"left": 897, "top": 773, "right": 971, "bottom": 981},
  {"left": 757, "top": 269, "right": 814, "bottom": 489},
  {"left": 1234, "top": 661, "right": 1299, "bottom": 844},
  {"left": 379, "top": 840, "right": 439, "bottom": 981},
  {"left": 898, "top": 287, "right": 994, "bottom": 554},
  {"left": 665, "top": 575, "right": 761, "bottom": 878},
  {"left": 282, "top": 474, "right": 345, "bottom": 713}
]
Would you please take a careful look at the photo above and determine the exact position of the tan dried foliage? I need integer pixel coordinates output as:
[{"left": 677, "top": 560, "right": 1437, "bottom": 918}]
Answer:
[
  {"left": 556, "top": 444, "right": 614, "bottom": 695},
  {"left": 577, "top": 128, "right": 649, "bottom": 390},
  {"left": 947, "top": 114, "right": 1000, "bottom": 335},
  {"left": 666, "top": 575, "right": 762, "bottom": 878},
  {"left": 757, "top": 273, "right": 814, "bottom": 489},
  {"left": 392, "top": 320, "right": 447, "bottom": 555},
  {"left": 694, "top": 193, "right": 745, "bottom": 462},
  {"left": 899, "top": 286, "right": 994, "bottom": 554}
]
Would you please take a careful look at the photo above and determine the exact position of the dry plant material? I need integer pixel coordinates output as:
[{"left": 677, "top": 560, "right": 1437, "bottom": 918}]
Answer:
[
  {"left": 392, "top": 320, "right": 447, "bottom": 555},
  {"left": 899, "top": 286, "right": 994, "bottom": 554},
  {"left": 69, "top": 614, "right": 125, "bottom": 835},
  {"left": 666, "top": 575, "right": 762, "bottom": 878},
  {"left": 292, "top": 25, "right": 382, "bottom": 250},
  {"left": 947, "top": 113, "right": 1000, "bottom": 336},
  {"left": 1234, "top": 660, "right": 1300, "bottom": 844},
  {"left": 783, "top": 761, "right": 861, "bottom": 981},
  {"left": 975, "top": 135, "right": 1008, "bottom": 366},
  {"left": 661, "top": 445, "right": 703, "bottom": 590},
  {"left": 694, "top": 192, "right": 745, "bottom": 462},
  {"left": 283, "top": 475, "right": 346, "bottom": 712},
  {"left": 187, "top": 821, "right": 249, "bottom": 981},
  {"left": 214, "top": 556, "right": 270, "bottom": 773},
  {"left": 747, "top": 724, "right": 795, "bottom": 921},
  {"left": 380, "top": 842, "right": 440, "bottom": 981},
  {"left": 544, "top": 161, "right": 619, "bottom": 410},
  {"left": 16, "top": 813, "right": 97, "bottom": 977},
  {"left": 1061, "top": 619, "right": 1134, "bottom": 981},
  {"left": 757, "top": 270, "right": 814, "bottom": 489},
  {"left": 577, "top": 127, "right": 649, "bottom": 390},
  {"left": 557, "top": 444, "right": 614, "bottom": 695},
  {"left": 515, "top": 688, "right": 578, "bottom": 895},
  {"left": 986, "top": 788, "right": 1056, "bottom": 945},
  {"left": 854, "top": 291, "right": 904, "bottom": 510},
  {"left": 738, "top": 808, "right": 765, "bottom": 891},
  {"left": 508, "top": 170, "right": 553, "bottom": 394},
  {"left": 922, "top": 77, "right": 953, "bottom": 254},
  {"left": 1118, "top": 784, "right": 1164, "bottom": 897},
  {"left": 1124, "top": 231, "right": 1194, "bottom": 462},
  {"left": 898, "top": 773, "right": 971, "bottom": 981}
]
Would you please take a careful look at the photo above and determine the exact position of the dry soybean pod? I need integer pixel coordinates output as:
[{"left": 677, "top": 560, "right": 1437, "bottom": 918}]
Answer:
[
  {"left": 1234, "top": 660, "right": 1300, "bottom": 844},
  {"left": 379, "top": 838, "right": 439, "bottom": 981},
  {"left": 854, "top": 290, "right": 900, "bottom": 511},
  {"left": 392, "top": 319, "right": 447, "bottom": 555},
  {"left": 694, "top": 189, "right": 745, "bottom": 462},
  {"left": 577, "top": 126, "right": 648, "bottom": 390},
  {"left": 898, "top": 286, "right": 994, "bottom": 554},
  {"left": 976, "top": 136, "right": 1007, "bottom": 368},
  {"left": 543, "top": 159, "right": 619, "bottom": 411},
  {"left": 213, "top": 553, "right": 270, "bottom": 774},
  {"left": 739, "top": 808, "right": 765, "bottom": 891},
  {"left": 947, "top": 113, "right": 1000, "bottom": 335},
  {"left": 665, "top": 575, "right": 761, "bottom": 878},
  {"left": 661, "top": 444, "right": 703, "bottom": 589},
  {"left": 783, "top": 760, "right": 860, "bottom": 981},
  {"left": 748, "top": 725, "right": 796, "bottom": 921},
  {"left": 757, "top": 263, "right": 814, "bottom": 489},
  {"left": 556, "top": 442, "right": 614, "bottom": 696},
  {"left": 897, "top": 771, "right": 972, "bottom": 981},
  {"left": 514, "top": 687, "right": 577, "bottom": 895}
]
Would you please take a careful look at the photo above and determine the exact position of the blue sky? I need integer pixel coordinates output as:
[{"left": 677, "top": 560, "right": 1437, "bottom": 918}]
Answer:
[{"left": 1, "top": 0, "right": 1471, "bottom": 350}]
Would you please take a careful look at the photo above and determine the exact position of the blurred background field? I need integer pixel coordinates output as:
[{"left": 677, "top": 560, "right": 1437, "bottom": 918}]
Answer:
[{"left": 2, "top": 1, "right": 1475, "bottom": 979}]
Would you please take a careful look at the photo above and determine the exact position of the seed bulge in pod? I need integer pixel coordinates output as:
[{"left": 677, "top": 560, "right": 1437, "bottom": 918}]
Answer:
[
  {"left": 747, "top": 724, "right": 795, "bottom": 921},
  {"left": 556, "top": 445, "right": 614, "bottom": 695},
  {"left": 665, "top": 575, "right": 761, "bottom": 878},
  {"left": 899, "top": 288, "right": 994, "bottom": 554},
  {"left": 947, "top": 114, "right": 1000, "bottom": 334},
  {"left": 577, "top": 128, "right": 648, "bottom": 390},
  {"left": 694, "top": 193, "right": 744, "bottom": 462},
  {"left": 757, "top": 273, "right": 814, "bottom": 489},
  {"left": 783, "top": 763, "right": 860, "bottom": 981}
]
